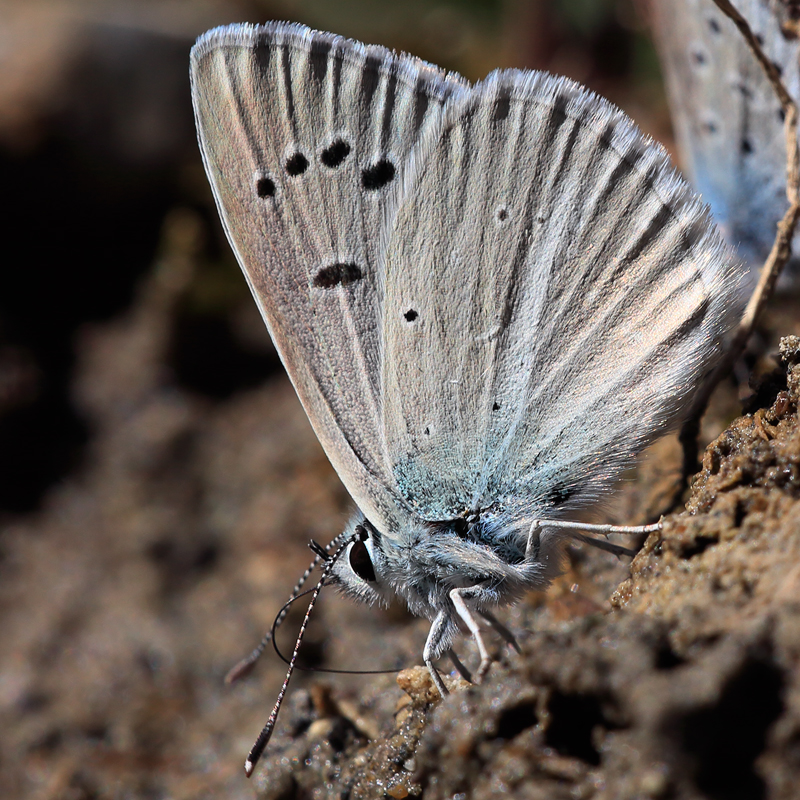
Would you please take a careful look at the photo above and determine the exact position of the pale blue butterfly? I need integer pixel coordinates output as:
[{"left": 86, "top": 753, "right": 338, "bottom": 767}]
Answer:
[{"left": 190, "top": 21, "right": 743, "bottom": 774}]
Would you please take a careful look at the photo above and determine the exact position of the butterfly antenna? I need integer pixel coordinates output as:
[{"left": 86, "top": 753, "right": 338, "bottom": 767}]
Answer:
[
  {"left": 225, "top": 532, "right": 349, "bottom": 684},
  {"left": 243, "top": 534, "right": 351, "bottom": 777}
]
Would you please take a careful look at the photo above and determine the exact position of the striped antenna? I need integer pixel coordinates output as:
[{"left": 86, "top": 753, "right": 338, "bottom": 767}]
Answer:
[{"left": 243, "top": 534, "right": 352, "bottom": 777}]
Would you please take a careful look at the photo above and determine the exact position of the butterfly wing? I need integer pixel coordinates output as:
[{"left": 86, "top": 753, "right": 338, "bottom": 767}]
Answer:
[
  {"left": 648, "top": 0, "right": 800, "bottom": 276},
  {"left": 379, "top": 69, "right": 743, "bottom": 524},
  {"left": 190, "top": 23, "right": 468, "bottom": 532}
]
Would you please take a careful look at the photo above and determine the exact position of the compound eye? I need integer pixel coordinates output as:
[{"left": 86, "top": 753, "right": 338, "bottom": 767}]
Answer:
[{"left": 349, "top": 539, "right": 376, "bottom": 582}]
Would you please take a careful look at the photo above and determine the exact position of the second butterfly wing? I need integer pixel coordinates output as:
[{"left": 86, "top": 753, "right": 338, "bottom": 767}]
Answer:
[{"left": 648, "top": 0, "right": 800, "bottom": 281}]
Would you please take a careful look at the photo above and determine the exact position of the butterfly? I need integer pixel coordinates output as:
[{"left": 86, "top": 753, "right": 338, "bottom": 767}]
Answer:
[
  {"left": 647, "top": 0, "right": 800, "bottom": 285},
  {"left": 190, "top": 21, "right": 742, "bottom": 774}
]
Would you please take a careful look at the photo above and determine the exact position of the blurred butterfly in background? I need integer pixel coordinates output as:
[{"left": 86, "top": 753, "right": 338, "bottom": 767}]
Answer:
[
  {"left": 190, "top": 21, "right": 743, "bottom": 774},
  {"left": 646, "top": 0, "right": 800, "bottom": 287}
]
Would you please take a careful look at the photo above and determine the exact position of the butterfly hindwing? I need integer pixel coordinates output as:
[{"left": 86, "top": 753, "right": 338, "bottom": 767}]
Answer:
[{"left": 380, "top": 69, "right": 742, "bottom": 524}]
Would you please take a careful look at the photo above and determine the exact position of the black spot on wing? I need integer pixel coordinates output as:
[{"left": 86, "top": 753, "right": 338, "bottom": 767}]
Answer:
[
  {"left": 313, "top": 262, "right": 363, "bottom": 288},
  {"left": 362, "top": 159, "right": 396, "bottom": 189},
  {"left": 541, "top": 95, "right": 580, "bottom": 196},
  {"left": 254, "top": 175, "right": 275, "bottom": 198},
  {"left": 321, "top": 138, "right": 351, "bottom": 168},
  {"left": 285, "top": 152, "right": 309, "bottom": 176}
]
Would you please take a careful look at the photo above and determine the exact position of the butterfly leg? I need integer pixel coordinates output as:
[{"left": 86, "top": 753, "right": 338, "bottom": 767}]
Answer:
[
  {"left": 447, "top": 649, "right": 473, "bottom": 682},
  {"left": 526, "top": 518, "right": 660, "bottom": 560},
  {"left": 450, "top": 587, "right": 493, "bottom": 684},
  {"left": 526, "top": 519, "right": 543, "bottom": 560},
  {"left": 479, "top": 608, "right": 521, "bottom": 654},
  {"left": 568, "top": 532, "right": 638, "bottom": 558},
  {"left": 423, "top": 611, "right": 451, "bottom": 698}
]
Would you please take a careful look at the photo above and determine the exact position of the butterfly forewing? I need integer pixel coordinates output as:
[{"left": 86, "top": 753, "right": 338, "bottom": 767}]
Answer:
[
  {"left": 190, "top": 23, "right": 468, "bottom": 531},
  {"left": 380, "top": 70, "right": 742, "bottom": 524}
]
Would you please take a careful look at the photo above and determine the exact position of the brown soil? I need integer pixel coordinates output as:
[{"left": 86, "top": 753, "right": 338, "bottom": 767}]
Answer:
[{"left": 3, "top": 4, "right": 800, "bottom": 800}]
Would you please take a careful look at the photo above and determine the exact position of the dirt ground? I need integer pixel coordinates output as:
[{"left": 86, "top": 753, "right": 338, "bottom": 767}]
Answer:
[{"left": 2, "top": 2, "right": 800, "bottom": 800}]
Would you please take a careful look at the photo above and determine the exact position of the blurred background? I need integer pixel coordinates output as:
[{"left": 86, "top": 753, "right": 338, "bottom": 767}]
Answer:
[{"left": 0, "top": 1, "right": 693, "bottom": 798}]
